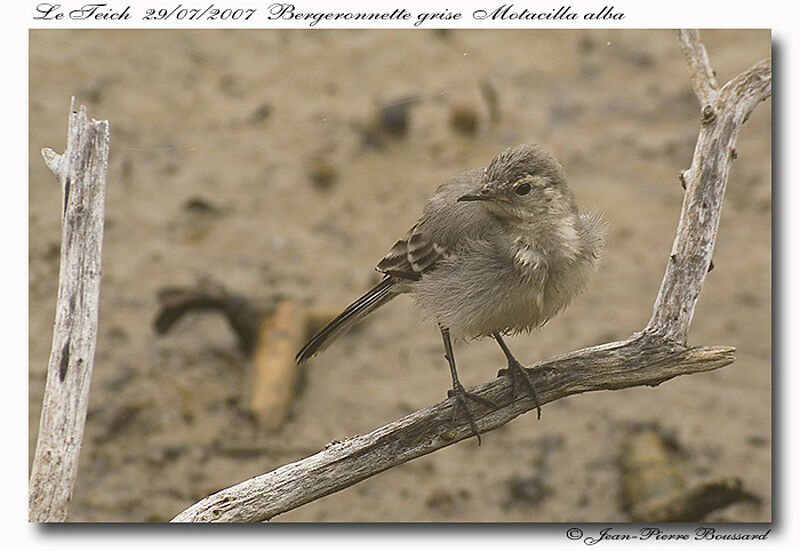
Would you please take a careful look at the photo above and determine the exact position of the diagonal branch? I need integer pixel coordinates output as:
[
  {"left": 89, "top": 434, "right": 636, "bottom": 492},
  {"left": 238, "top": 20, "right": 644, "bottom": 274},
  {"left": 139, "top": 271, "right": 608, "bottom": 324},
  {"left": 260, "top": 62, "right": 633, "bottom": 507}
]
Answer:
[
  {"left": 173, "top": 335, "right": 732, "bottom": 522},
  {"left": 172, "top": 30, "right": 770, "bottom": 523}
]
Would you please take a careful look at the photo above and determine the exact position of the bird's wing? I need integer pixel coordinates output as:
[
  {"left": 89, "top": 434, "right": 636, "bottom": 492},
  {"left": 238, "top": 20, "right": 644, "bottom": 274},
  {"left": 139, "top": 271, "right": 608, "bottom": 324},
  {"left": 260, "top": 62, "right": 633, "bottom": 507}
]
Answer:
[{"left": 376, "top": 223, "right": 450, "bottom": 281}]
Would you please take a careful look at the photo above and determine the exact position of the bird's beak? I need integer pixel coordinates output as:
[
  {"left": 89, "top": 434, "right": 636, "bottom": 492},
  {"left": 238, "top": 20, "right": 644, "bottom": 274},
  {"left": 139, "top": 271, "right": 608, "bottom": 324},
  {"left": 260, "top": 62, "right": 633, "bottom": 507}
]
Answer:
[{"left": 458, "top": 184, "right": 494, "bottom": 202}]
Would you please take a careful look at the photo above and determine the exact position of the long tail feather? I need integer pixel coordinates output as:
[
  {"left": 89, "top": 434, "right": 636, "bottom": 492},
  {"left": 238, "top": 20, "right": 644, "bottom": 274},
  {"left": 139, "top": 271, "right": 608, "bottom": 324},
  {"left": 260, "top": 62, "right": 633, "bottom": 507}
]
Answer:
[{"left": 296, "top": 277, "right": 398, "bottom": 364}]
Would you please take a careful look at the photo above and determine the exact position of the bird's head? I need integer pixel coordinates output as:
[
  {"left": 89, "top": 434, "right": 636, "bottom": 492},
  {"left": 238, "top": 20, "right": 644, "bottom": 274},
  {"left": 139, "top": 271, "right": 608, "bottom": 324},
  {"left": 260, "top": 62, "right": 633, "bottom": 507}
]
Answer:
[{"left": 458, "top": 144, "right": 577, "bottom": 222}]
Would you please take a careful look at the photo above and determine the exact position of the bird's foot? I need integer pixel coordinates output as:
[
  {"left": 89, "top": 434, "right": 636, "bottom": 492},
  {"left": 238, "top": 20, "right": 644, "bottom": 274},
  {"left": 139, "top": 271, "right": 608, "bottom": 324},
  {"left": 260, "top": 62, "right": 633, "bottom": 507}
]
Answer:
[
  {"left": 447, "top": 383, "right": 498, "bottom": 445},
  {"left": 497, "top": 359, "right": 542, "bottom": 419}
]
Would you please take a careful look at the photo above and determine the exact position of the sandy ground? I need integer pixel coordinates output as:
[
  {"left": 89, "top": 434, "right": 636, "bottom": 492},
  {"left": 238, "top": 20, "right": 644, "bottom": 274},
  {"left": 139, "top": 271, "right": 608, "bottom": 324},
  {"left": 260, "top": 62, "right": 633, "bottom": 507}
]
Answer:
[{"left": 29, "top": 29, "right": 771, "bottom": 522}]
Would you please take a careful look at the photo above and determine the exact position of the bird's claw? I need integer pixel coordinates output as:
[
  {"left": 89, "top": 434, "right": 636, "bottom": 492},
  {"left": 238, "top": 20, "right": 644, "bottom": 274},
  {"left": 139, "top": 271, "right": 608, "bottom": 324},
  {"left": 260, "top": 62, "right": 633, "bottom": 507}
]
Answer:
[
  {"left": 447, "top": 384, "right": 497, "bottom": 445},
  {"left": 498, "top": 360, "right": 542, "bottom": 419}
]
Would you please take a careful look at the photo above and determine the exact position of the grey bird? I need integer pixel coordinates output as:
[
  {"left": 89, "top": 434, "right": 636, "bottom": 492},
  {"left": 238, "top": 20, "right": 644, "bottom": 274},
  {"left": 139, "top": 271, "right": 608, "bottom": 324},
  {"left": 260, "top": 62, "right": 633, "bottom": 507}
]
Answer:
[{"left": 297, "top": 144, "right": 604, "bottom": 443}]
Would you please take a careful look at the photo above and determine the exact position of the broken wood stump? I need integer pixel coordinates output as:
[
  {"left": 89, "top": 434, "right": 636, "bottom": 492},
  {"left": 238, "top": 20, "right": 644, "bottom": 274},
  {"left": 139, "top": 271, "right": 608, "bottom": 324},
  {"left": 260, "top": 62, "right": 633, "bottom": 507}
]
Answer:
[{"left": 154, "top": 284, "right": 335, "bottom": 430}]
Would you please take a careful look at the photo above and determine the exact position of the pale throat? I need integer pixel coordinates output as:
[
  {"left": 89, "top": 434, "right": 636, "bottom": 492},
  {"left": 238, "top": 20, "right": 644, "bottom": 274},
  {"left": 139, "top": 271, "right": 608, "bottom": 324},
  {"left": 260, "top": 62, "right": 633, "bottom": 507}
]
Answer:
[{"left": 509, "top": 213, "right": 581, "bottom": 270}]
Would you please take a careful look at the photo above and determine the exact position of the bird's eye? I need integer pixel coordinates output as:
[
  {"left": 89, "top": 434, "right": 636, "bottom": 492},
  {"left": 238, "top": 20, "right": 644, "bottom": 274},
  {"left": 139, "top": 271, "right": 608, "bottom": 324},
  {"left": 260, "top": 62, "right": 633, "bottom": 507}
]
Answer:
[{"left": 514, "top": 183, "right": 531, "bottom": 196}]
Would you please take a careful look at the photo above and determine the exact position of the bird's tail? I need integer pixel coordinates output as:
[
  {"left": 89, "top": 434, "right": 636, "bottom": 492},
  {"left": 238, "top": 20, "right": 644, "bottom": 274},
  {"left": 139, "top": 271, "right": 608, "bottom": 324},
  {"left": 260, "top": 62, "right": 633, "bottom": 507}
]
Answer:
[{"left": 296, "top": 276, "right": 398, "bottom": 364}]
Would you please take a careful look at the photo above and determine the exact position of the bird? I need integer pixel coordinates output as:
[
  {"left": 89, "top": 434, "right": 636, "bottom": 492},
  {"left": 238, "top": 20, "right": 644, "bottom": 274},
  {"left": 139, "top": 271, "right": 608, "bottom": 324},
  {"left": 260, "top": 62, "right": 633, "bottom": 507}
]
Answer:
[{"left": 296, "top": 144, "right": 604, "bottom": 443}]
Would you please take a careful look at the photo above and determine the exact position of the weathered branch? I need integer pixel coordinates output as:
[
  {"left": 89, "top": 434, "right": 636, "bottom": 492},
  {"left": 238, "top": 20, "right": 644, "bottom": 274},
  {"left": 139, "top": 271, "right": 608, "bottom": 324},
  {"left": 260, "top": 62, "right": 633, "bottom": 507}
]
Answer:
[
  {"left": 29, "top": 99, "right": 110, "bottom": 522},
  {"left": 646, "top": 35, "right": 771, "bottom": 343},
  {"left": 174, "top": 336, "right": 732, "bottom": 522},
  {"left": 677, "top": 29, "right": 719, "bottom": 106},
  {"left": 172, "top": 31, "right": 770, "bottom": 523}
]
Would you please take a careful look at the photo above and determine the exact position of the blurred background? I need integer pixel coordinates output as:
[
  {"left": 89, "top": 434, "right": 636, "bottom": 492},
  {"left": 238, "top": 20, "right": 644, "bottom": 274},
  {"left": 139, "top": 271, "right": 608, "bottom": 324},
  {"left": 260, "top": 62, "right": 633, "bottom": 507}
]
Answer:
[{"left": 29, "top": 29, "right": 771, "bottom": 522}]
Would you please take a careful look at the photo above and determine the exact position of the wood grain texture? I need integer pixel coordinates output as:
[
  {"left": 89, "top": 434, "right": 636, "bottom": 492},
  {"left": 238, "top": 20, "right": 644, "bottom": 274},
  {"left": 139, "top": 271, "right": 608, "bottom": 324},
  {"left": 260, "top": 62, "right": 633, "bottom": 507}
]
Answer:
[
  {"left": 677, "top": 29, "right": 719, "bottom": 106},
  {"left": 646, "top": 34, "right": 771, "bottom": 343},
  {"left": 29, "top": 99, "right": 110, "bottom": 522}
]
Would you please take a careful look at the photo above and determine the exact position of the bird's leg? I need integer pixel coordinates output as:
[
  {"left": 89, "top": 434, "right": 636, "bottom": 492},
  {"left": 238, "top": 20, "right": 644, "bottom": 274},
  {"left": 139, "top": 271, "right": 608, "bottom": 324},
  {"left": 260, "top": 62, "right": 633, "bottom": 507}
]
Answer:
[
  {"left": 440, "top": 326, "right": 497, "bottom": 445},
  {"left": 493, "top": 333, "right": 542, "bottom": 419}
]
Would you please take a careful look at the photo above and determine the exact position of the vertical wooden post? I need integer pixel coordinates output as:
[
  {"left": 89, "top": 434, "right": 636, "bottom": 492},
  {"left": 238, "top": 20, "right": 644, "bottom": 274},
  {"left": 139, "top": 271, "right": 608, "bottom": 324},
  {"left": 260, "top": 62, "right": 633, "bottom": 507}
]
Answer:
[{"left": 29, "top": 99, "right": 110, "bottom": 522}]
